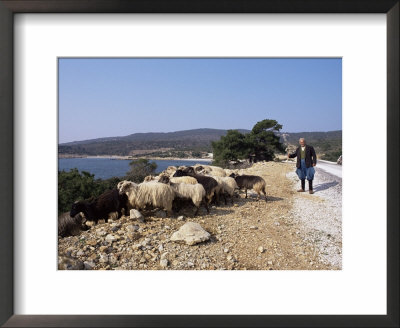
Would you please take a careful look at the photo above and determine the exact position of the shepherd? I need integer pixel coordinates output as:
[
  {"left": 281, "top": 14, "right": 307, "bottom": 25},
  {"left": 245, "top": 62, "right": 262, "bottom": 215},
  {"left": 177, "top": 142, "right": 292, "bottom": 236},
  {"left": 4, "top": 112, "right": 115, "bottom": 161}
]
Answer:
[{"left": 287, "top": 138, "right": 317, "bottom": 194}]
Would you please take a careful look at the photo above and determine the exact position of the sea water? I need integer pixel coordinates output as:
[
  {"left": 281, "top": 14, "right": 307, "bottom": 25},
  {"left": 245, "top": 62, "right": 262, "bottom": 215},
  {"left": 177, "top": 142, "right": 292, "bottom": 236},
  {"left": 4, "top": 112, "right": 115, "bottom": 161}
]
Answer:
[{"left": 58, "top": 158, "right": 211, "bottom": 180}]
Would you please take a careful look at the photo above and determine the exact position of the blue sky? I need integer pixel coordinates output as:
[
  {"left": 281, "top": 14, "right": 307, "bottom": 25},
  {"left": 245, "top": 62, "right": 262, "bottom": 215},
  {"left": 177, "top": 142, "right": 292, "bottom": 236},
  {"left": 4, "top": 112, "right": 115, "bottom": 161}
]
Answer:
[{"left": 59, "top": 58, "right": 342, "bottom": 143}]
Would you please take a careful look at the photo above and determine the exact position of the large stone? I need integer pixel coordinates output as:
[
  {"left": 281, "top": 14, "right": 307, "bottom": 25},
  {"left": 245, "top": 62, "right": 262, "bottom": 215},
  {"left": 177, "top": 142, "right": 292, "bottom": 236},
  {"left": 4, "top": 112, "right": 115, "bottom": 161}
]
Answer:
[
  {"left": 130, "top": 209, "right": 144, "bottom": 222},
  {"left": 170, "top": 222, "right": 211, "bottom": 246}
]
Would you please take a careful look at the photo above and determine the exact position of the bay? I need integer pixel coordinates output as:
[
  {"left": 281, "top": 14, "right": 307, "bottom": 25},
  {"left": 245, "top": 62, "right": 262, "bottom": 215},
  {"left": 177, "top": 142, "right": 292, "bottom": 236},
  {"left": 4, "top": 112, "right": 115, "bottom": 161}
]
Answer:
[{"left": 58, "top": 158, "right": 211, "bottom": 180}]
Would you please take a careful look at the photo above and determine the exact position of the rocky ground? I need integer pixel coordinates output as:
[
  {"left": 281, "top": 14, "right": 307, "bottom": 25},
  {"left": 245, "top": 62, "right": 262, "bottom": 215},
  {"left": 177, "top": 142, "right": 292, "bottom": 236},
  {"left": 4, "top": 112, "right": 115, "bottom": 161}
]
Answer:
[{"left": 58, "top": 161, "right": 342, "bottom": 270}]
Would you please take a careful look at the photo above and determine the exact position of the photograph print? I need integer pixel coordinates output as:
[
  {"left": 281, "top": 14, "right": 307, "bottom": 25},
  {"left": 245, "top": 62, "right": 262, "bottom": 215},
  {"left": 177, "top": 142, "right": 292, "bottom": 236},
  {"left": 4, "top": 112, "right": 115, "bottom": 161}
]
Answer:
[{"left": 58, "top": 58, "right": 342, "bottom": 271}]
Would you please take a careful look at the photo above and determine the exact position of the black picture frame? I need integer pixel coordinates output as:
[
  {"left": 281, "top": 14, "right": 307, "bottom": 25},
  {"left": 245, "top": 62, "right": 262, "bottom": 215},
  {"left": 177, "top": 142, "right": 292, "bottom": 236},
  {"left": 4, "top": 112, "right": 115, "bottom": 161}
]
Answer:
[{"left": 0, "top": 1, "right": 398, "bottom": 327}]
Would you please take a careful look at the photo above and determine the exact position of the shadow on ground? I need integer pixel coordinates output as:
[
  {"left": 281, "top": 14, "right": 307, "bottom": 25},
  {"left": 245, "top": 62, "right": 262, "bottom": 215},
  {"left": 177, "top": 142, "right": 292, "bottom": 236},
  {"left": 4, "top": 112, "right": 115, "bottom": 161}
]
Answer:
[{"left": 314, "top": 181, "right": 339, "bottom": 192}]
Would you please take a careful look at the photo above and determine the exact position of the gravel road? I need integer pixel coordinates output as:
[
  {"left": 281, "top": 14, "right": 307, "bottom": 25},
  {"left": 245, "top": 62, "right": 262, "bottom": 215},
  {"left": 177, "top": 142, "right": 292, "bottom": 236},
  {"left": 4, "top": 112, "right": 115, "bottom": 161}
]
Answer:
[
  {"left": 317, "top": 160, "right": 342, "bottom": 178},
  {"left": 286, "top": 164, "right": 342, "bottom": 268}
]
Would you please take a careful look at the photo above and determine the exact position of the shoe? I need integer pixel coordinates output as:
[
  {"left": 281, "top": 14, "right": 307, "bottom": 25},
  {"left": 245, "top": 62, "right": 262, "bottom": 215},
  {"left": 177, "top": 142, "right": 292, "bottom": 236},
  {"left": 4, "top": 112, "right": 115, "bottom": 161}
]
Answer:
[
  {"left": 308, "top": 180, "right": 314, "bottom": 194},
  {"left": 297, "top": 179, "right": 305, "bottom": 192}
]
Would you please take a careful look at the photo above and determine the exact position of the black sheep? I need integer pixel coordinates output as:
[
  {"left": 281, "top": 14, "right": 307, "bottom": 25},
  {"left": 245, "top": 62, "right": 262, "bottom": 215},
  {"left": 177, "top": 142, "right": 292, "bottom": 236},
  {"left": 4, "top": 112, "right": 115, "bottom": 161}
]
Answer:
[
  {"left": 58, "top": 212, "right": 89, "bottom": 237},
  {"left": 173, "top": 168, "right": 218, "bottom": 207},
  {"left": 70, "top": 189, "right": 128, "bottom": 224},
  {"left": 229, "top": 173, "right": 267, "bottom": 202}
]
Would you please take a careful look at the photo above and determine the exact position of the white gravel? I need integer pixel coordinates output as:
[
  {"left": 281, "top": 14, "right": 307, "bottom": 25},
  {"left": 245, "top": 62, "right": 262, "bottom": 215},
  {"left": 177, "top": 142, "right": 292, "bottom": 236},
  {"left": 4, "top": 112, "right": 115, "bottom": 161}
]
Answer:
[
  {"left": 286, "top": 165, "right": 342, "bottom": 269},
  {"left": 317, "top": 160, "right": 342, "bottom": 178}
]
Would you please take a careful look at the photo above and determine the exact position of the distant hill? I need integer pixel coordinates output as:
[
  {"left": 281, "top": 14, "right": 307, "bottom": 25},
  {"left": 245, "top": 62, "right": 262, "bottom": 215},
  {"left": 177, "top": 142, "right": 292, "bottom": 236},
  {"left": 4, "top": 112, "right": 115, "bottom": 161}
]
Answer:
[
  {"left": 59, "top": 128, "right": 341, "bottom": 160},
  {"left": 59, "top": 128, "right": 250, "bottom": 157}
]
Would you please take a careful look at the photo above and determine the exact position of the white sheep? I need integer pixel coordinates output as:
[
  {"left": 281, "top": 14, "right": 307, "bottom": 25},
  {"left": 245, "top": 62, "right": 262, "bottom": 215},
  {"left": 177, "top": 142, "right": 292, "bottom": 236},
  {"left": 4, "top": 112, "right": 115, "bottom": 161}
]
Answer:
[
  {"left": 159, "top": 176, "right": 207, "bottom": 215},
  {"left": 194, "top": 164, "right": 226, "bottom": 177},
  {"left": 219, "top": 176, "right": 239, "bottom": 204},
  {"left": 169, "top": 176, "right": 197, "bottom": 185},
  {"left": 143, "top": 175, "right": 160, "bottom": 182},
  {"left": 206, "top": 175, "right": 238, "bottom": 205},
  {"left": 118, "top": 180, "right": 175, "bottom": 216}
]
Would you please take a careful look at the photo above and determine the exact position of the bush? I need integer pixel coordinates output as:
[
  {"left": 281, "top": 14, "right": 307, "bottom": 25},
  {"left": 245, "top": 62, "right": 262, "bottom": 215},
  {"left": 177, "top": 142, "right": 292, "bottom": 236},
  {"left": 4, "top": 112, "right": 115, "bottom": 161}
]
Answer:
[
  {"left": 125, "top": 158, "right": 157, "bottom": 183},
  {"left": 58, "top": 169, "right": 119, "bottom": 215},
  {"left": 321, "top": 150, "right": 342, "bottom": 162}
]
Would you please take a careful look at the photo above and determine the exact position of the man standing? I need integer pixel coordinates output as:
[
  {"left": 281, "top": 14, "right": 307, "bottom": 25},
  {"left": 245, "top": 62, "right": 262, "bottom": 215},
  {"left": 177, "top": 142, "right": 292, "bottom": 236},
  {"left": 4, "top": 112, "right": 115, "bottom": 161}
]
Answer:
[{"left": 287, "top": 138, "right": 317, "bottom": 194}]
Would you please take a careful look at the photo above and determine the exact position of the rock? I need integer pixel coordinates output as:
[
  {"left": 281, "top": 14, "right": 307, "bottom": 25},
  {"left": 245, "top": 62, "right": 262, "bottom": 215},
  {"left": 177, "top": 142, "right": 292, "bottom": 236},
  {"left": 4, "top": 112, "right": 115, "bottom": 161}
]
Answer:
[
  {"left": 105, "top": 234, "right": 117, "bottom": 243},
  {"left": 96, "top": 230, "right": 107, "bottom": 237},
  {"left": 177, "top": 216, "right": 185, "bottom": 221},
  {"left": 76, "top": 250, "right": 84, "bottom": 256},
  {"left": 109, "top": 254, "right": 118, "bottom": 265},
  {"left": 105, "top": 246, "right": 114, "bottom": 254},
  {"left": 84, "top": 261, "right": 96, "bottom": 270},
  {"left": 160, "top": 259, "right": 169, "bottom": 268},
  {"left": 224, "top": 248, "right": 229, "bottom": 253},
  {"left": 267, "top": 260, "right": 273, "bottom": 265},
  {"left": 99, "top": 254, "right": 109, "bottom": 264},
  {"left": 127, "top": 232, "right": 141, "bottom": 241},
  {"left": 187, "top": 261, "right": 194, "bottom": 267},
  {"left": 170, "top": 222, "right": 211, "bottom": 246},
  {"left": 250, "top": 226, "right": 258, "bottom": 230},
  {"left": 257, "top": 246, "right": 265, "bottom": 253},
  {"left": 130, "top": 209, "right": 144, "bottom": 222},
  {"left": 58, "top": 256, "right": 84, "bottom": 270},
  {"left": 126, "top": 224, "right": 140, "bottom": 232},
  {"left": 158, "top": 244, "right": 164, "bottom": 252},
  {"left": 155, "top": 210, "right": 167, "bottom": 218},
  {"left": 160, "top": 252, "right": 169, "bottom": 260},
  {"left": 86, "top": 239, "right": 98, "bottom": 246}
]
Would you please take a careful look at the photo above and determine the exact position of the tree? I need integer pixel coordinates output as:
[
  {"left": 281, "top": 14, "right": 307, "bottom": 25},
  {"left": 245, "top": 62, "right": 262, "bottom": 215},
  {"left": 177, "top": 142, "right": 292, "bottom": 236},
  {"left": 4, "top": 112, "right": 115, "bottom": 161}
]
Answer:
[
  {"left": 126, "top": 158, "right": 157, "bottom": 182},
  {"left": 247, "top": 119, "right": 285, "bottom": 162},
  {"left": 211, "top": 119, "right": 285, "bottom": 167},
  {"left": 191, "top": 151, "right": 202, "bottom": 158},
  {"left": 211, "top": 130, "right": 250, "bottom": 167}
]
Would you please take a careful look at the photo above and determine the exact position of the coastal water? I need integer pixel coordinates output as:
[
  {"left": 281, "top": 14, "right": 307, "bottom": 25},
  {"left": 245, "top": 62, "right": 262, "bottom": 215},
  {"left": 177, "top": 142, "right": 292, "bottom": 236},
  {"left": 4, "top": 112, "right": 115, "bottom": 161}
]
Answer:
[{"left": 58, "top": 158, "right": 211, "bottom": 180}]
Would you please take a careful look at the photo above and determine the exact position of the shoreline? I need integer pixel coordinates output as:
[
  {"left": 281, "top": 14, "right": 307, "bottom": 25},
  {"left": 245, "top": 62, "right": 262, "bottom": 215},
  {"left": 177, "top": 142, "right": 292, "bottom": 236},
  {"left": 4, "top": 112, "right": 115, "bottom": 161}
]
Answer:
[{"left": 58, "top": 155, "right": 212, "bottom": 162}]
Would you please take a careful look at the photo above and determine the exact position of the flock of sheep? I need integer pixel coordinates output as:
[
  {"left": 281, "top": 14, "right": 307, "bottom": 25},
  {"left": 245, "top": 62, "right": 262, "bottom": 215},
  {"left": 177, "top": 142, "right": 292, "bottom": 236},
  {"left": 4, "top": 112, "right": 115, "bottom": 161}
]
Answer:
[{"left": 58, "top": 164, "right": 268, "bottom": 238}]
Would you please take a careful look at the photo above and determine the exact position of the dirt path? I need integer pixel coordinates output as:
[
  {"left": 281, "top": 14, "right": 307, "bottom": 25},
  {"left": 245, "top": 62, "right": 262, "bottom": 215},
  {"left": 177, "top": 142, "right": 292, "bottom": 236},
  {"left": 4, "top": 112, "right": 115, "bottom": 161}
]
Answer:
[{"left": 58, "top": 162, "right": 342, "bottom": 270}]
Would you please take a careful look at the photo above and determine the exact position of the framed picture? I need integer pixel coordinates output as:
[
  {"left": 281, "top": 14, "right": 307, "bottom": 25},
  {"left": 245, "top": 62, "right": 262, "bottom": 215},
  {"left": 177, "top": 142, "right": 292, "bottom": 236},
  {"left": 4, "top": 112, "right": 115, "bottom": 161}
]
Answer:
[{"left": 0, "top": 0, "right": 398, "bottom": 327}]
